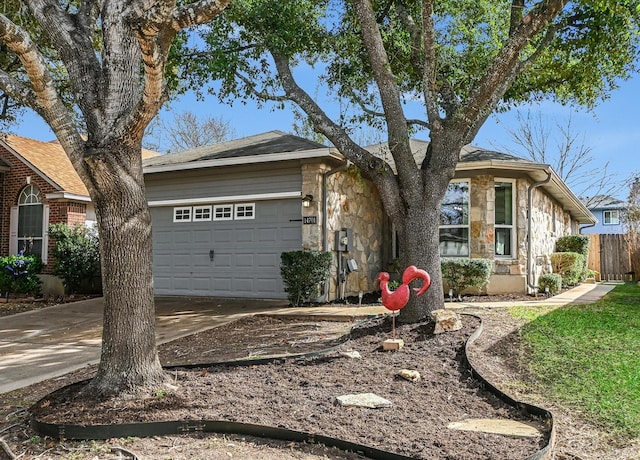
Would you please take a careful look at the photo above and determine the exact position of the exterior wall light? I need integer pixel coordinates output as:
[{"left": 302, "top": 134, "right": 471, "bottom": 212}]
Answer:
[{"left": 302, "top": 194, "right": 313, "bottom": 208}]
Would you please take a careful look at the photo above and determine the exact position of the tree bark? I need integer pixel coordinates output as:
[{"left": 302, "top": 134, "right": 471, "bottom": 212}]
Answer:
[{"left": 82, "top": 142, "right": 166, "bottom": 397}]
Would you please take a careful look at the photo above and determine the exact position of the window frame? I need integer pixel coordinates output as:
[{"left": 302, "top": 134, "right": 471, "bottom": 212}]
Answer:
[
  {"left": 439, "top": 179, "right": 470, "bottom": 257},
  {"left": 213, "top": 204, "right": 234, "bottom": 221},
  {"left": 494, "top": 179, "right": 516, "bottom": 259},
  {"left": 603, "top": 210, "right": 620, "bottom": 225},
  {"left": 193, "top": 205, "right": 212, "bottom": 222},
  {"left": 234, "top": 202, "right": 256, "bottom": 220},
  {"left": 17, "top": 185, "right": 45, "bottom": 258},
  {"left": 173, "top": 206, "right": 192, "bottom": 223}
]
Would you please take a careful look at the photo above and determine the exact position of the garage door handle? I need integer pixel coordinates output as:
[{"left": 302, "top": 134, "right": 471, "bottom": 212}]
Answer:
[{"left": 209, "top": 250, "right": 214, "bottom": 261}]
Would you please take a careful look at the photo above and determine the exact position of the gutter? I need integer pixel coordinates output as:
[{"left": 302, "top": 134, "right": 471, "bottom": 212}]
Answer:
[{"left": 526, "top": 171, "right": 552, "bottom": 293}]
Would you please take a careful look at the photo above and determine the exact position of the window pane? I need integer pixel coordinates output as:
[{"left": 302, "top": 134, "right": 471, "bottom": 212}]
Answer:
[
  {"left": 439, "top": 228, "right": 469, "bottom": 256},
  {"left": 440, "top": 182, "right": 469, "bottom": 225},
  {"left": 18, "top": 238, "right": 42, "bottom": 258},
  {"left": 495, "top": 228, "right": 511, "bottom": 256},
  {"left": 18, "top": 204, "right": 43, "bottom": 237},
  {"left": 604, "top": 210, "right": 619, "bottom": 225},
  {"left": 495, "top": 182, "right": 512, "bottom": 225}
]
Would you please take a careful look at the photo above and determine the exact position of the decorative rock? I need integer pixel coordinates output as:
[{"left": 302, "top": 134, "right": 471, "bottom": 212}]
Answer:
[
  {"left": 339, "top": 350, "right": 362, "bottom": 359},
  {"left": 382, "top": 338, "right": 404, "bottom": 351},
  {"left": 398, "top": 369, "right": 420, "bottom": 382},
  {"left": 336, "top": 393, "right": 392, "bottom": 409},
  {"left": 431, "top": 309, "right": 462, "bottom": 334},
  {"left": 447, "top": 418, "right": 543, "bottom": 438}
]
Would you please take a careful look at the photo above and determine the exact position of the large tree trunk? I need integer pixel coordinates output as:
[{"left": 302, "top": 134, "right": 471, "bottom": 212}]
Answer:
[
  {"left": 395, "top": 194, "right": 446, "bottom": 323},
  {"left": 83, "top": 142, "right": 166, "bottom": 397}
]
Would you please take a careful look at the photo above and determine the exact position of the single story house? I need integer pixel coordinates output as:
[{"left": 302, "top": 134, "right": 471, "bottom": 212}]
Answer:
[
  {"left": 143, "top": 131, "right": 596, "bottom": 300},
  {"left": 580, "top": 195, "right": 627, "bottom": 234},
  {"left": 0, "top": 131, "right": 595, "bottom": 299}
]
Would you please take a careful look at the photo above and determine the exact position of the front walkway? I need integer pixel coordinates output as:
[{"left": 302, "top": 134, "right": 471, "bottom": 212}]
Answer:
[{"left": 0, "top": 283, "right": 616, "bottom": 394}]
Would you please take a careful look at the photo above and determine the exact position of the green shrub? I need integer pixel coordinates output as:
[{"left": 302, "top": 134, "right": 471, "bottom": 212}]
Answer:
[
  {"left": 49, "top": 223, "right": 102, "bottom": 294},
  {"left": 280, "top": 250, "right": 332, "bottom": 306},
  {"left": 0, "top": 253, "right": 42, "bottom": 296},
  {"left": 556, "top": 235, "right": 590, "bottom": 255},
  {"left": 441, "top": 258, "right": 493, "bottom": 296},
  {"left": 556, "top": 235, "right": 589, "bottom": 281},
  {"left": 550, "top": 252, "right": 585, "bottom": 286},
  {"left": 538, "top": 273, "right": 562, "bottom": 294}
]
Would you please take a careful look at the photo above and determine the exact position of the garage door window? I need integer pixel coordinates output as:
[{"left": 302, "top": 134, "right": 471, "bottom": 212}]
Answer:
[
  {"left": 214, "top": 205, "right": 233, "bottom": 221},
  {"left": 193, "top": 205, "right": 212, "bottom": 222},
  {"left": 235, "top": 203, "right": 255, "bottom": 220},
  {"left": 173, "top": 207, "right": 191, "bottom": 222}
]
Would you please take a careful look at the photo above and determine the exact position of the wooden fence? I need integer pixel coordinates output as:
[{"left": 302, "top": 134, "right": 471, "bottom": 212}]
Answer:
[{"left": 587, "top": 234, "right": 635, "bottom": 281}]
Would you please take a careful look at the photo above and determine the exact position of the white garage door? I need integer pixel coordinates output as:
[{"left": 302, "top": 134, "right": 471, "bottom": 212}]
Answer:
[{"left": 151, "top": 199, "right": 302, "bottom": 298}]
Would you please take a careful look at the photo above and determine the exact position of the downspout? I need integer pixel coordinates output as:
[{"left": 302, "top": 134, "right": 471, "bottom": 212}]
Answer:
[
  {"left": 579, "top": 222, "right": 596, "bottom": 234},
  {"left": 527, "top": 171, "right": 552, "bottom": 293},
  {"left": 313, "top": 162, "right": 348, "bottom": 303}
]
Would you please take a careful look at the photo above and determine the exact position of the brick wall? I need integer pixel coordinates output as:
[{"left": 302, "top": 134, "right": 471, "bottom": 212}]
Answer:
[{"left": 0, "top": 147, "right": 88, "bottom": 273}]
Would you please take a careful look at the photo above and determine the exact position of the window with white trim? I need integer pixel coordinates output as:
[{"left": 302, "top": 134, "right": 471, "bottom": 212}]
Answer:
[
  {"left": 213, "top": 205, "right": 233, "bottom": 221},
  {"left": 173, "top": 207, "right": 192, "bottom": 222},
  {"left": 603, "top": 210, "right": 620, "bottom": 225},
  {"left": 494, "top": 180, "right": 515, "bottom": 258},
  {"left": 439, "top": 180, "right": 469, "bottom": 257},
  {"left": 235, "top": 203, "right": 255, "bottom": 220},
  {"left": 193, "top": 205, "right": 212, "bottom": 222},
  {"left": 17, "top": 184, "right": 44, "bottom": 258}
]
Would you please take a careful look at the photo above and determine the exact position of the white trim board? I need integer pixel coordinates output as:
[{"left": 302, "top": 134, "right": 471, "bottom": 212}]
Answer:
[{"left": 148, "top": 191, "right": 301, "bottom": 207}]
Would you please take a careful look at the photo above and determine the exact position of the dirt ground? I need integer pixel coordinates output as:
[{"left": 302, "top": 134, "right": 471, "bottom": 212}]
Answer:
[{"left": 1, "top": 296, "right": 638, "bottom": 460}]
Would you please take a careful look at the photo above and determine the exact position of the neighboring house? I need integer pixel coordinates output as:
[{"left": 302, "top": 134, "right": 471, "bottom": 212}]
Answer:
[
  {"left": 143, "top": 131, "right": 596, "bottom": 300},
  {"left": 580, "top": 195, "right": 627, "bottom": 234},
  {"left": 0, "top": 134, "right": 158, "bottom": 293}
]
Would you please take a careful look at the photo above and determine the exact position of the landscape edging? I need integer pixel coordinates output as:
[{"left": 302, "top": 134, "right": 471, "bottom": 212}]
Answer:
[{"left": 31, "top": 313, "right": 555, "bottom": 460}]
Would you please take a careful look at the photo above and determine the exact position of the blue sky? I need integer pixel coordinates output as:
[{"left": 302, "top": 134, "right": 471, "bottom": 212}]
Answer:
[{"left": 11, "top": 71, "right": 639, "bottom": 200}]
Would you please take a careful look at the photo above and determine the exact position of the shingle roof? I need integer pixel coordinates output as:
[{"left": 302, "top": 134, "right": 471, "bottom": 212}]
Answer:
[
  {"left": 1, "top": 135, "right": 160, "bottom": 198},
  {"left": 3, "top": 134, "right": 89, "bottom": 196},
  {"left": 143, "top": 130, "right": 328, "bottom": 167},
  {"left": 582, "top": 195, "right": 626, "bottom": 209},
  {"left": 364, "top": 139, "right": 534, "bottom": 170}
]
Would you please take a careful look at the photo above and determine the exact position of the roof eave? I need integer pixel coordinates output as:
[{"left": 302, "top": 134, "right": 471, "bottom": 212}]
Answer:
[
  {"left": 0, "top": 138, "right": 64, "bottom": 192},
  {"left": 143, "top": 147, "right": 343, "bottom": 174},
  {"left": 456, "top": 159, "right": 597, "bottom": 225},
  {"left": 45, "top": 191, "right": 91, "bottom": 202}
]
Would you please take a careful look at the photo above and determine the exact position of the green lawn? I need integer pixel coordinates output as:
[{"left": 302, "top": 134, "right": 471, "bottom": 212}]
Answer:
[{"left": 514, "top": 283, "right": 640, "bottom": 439}]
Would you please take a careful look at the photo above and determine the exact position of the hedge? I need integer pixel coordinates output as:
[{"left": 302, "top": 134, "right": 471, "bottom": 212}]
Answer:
[
  {"left": 0, "top": 254, "right": 42, "bottom": 297},
  {"left": 538, "top": 273, "right": 563, "bottom": 294},
  {"left": 550, "top": 252, "right": 586, "bottom": 286},
  {"left": 280, "top": 250, "right": 332, "bottom": 307},
  {"left": 441, "top": 258, "right": 493, "bottom": 297}
]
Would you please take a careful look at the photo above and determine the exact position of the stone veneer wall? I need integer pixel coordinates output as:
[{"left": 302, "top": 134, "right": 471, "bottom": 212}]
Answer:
[
  {"left": 301, "top": 163, "right": 384, "bottom": 300},
  {"left": 468, "top": 174, "right": 575, "bottom": 294}
]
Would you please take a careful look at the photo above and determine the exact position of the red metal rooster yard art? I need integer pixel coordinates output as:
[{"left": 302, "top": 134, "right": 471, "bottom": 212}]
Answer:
[{"left": 376, "top": 265, "right": 431, "bottom": 350}]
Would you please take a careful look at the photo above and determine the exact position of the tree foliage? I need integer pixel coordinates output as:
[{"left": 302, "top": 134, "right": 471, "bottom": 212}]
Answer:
[{"left": 186, "top": 0, "right": 640, "bottom": 322}]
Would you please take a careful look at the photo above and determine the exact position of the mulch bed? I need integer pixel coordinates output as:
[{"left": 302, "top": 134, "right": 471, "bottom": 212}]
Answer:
[{"left": 30, "top": 315, "right": 548, "bottom": 460}]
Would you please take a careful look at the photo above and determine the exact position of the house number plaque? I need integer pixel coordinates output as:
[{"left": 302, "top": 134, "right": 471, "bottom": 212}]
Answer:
[{"left": 303, "top": 216, "right": 317, "bottom": 225}]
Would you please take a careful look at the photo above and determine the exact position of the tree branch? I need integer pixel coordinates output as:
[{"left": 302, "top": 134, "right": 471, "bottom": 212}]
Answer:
[
  {"left": 25, "top": 0, "right": 101, "bottom": 123},
  {"left": 172, "top": 0, "right": 232, "bottom": 30},
  {"left": 235, "top": 71, "right": 288, "bottom": 102},
  {"left": 271, "top": 52, "right": 405, "bottom": 219},
  {"left": 421, "top": 0, "right": 442, "bottom": 130},
  {"left": 351, "top": 0, "right": 421, "bottom": 198},
  {"left": 455, "top": 0, "right": 568, "bottom": 143},
  {"left": 0, "top": 12, "right": 88, "bottom": 183}
]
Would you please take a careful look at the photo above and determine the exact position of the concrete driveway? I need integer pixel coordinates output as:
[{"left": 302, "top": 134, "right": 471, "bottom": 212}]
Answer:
[{"left": 0, "top": 297, "right": 287, "bottom": 394}]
